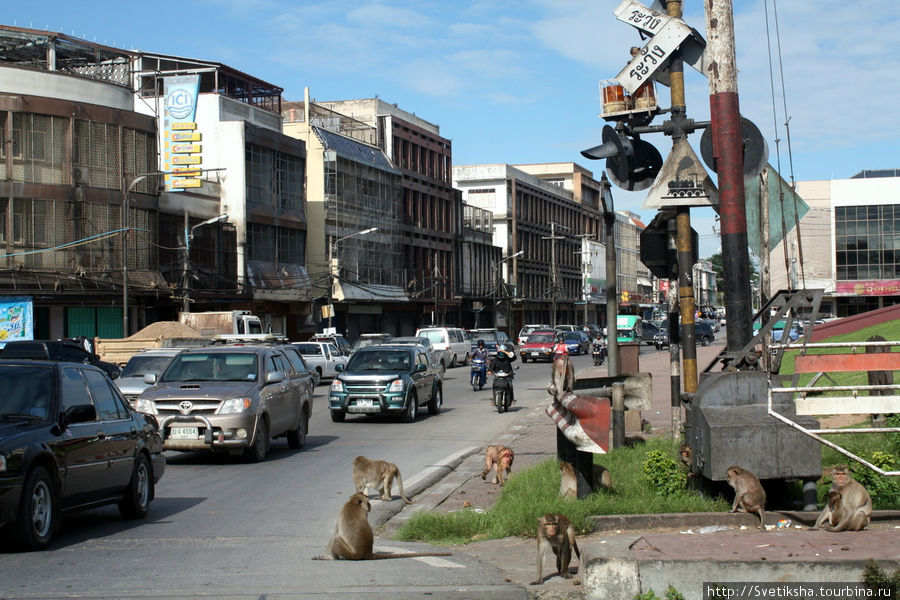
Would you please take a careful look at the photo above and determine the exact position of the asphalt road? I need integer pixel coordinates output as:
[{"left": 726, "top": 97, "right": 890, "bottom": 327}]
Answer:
[{"left": 0, "top": 350, "right": 609, "bottom": 599}]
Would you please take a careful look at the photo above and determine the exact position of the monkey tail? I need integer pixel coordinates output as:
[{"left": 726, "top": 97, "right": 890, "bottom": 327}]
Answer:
[
  {"left": 369, "top": 551, "right": 453, "bottom": 560},
  {"left": 573, "top": 540, "right": 582, "bottom": 561},
  {"left": 396, "top": 472, "right": 414, "bottom": 504}
]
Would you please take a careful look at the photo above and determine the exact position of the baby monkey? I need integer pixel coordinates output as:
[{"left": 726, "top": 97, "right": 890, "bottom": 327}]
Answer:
[{"left": 533, "top": 513, "right": 581, "bottom": 585}]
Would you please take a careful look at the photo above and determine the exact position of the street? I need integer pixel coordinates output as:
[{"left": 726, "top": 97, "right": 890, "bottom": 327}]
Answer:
[{"left": 0, "top": 349, "right": 615, "bottom": 599}]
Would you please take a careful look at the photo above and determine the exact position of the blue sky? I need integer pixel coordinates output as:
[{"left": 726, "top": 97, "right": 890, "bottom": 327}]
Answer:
[{"left": 7, "top": 1, "right": 899, "bottom": 258}]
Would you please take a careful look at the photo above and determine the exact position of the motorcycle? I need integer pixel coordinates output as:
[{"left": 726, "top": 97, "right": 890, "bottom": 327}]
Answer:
[
  {"left": 470, "top": 358, "right": 487, "bottom": 391},
  {"left": 492, "top": 369, "right": 514, "bottom": 413},
  {"left": 592, "top": 340, "right": 607, "bottom": 366}
]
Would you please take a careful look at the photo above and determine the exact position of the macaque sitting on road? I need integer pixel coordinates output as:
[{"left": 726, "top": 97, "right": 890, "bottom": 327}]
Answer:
[
  {"left": 481, "top": 445, "right": 515, "bottom": 486},
  {"left": 352, "top": 456, "right": 413, "bottom": 504},
  {"left": 812, "top": 466, "right": 872, "bottom": 532},
  {"left": 726, "top": 465, "right": 767, "bottom": 531},
  {"left": 312, "top": 493, "right": 452, "bottom": 560},
  {"left": 533, "top": 513, "right": 581, "bottom": 585}
]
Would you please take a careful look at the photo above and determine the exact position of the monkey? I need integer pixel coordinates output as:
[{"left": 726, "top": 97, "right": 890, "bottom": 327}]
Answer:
[
  {"left": 546, "top": 344, "right": 575, "bottom": 401},
  {"left": 352, "top": 456, "right": 412, "bottom": 504},
  {"left": 533, "top": 513, "right": 581, "bottom": 585},
  {"left": 559, "top": 461, "right": 612, "bottom": 498},
  {"left": 481, "top": 445, "right": 514, "bottom": 486},
  {"left": 313, "top": 492, "right": 453, "bottom": 560},
  {"left": 679, "top": 444, "right": 694, "bottom": 472},
  {"left": 813, "top": 490, "right": 845, "bottom": 531},
  {"left": 812, "top": 465, "right": 872, "bottom": 532},
  {"left": 725, "top": 465, "right": 767, "bottom": 531}
]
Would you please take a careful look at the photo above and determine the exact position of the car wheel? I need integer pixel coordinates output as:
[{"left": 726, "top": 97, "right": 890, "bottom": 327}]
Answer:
[
  {"left": 521, "top": 356, "right": 528, "bottom": 363},
  {"left": 330, "top": 410, "right": 346, "bottom": 423},
  {"left": 449, "top": 354, "right": 457, "bottom": 369},
  {"left": 315, "top": 367, "right": 323, "bottom": 385},
  {"left": 702, "top": 336, "right": 711, "bottom": 347},
  {"left": 462, "top": 353, "right": 469, "bottom": 367},
  {"left": 246, "top": 418, "right": 269, "bottom": 462},
  {"left": 439, "top": 360, "right": 446, "bottom": 375},
  {"left": 403, "top": 390, "right": 418, "bottom": 423},
  {"left": 427, "top": 385, "right": 442, "bottom": 416},
  {"left": 119, "top": 453, "right": 152, "bottom": 520},
  {"left": 16, "top": 465, "right": 56, "bottom": 550},
  {"left": 287, "top": 409, "right": 307, "bottom": 449}
]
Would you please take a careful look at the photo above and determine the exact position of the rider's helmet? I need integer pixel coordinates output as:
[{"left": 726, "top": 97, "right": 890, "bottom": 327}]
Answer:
[
  {"left": 498, "top": 343, "right": 515, "bottom": 359},
  {"left": 477, "top": 339, "right": 485, "bottom": 348}
]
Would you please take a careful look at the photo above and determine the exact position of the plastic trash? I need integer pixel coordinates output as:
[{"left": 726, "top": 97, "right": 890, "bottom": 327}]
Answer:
[
  {"left": 776, "top": 519, "right": 792, "bottom": 528},
  {"left": 699, "top": 525, "right": 733, "bottom": 534}
]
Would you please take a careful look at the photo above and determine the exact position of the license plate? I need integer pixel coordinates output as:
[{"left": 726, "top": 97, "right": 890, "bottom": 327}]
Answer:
[
  {"left": 531, "top": 351, "right": 540, "bottom": 356},
  {"left": 356, "top": 399, "right": 374, "bottom": 408},
  {"left": 170, "top": 426, "right": 199, "bottom": 440}
]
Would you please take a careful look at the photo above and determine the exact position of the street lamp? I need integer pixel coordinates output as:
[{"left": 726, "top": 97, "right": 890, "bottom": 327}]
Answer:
[
  {"left": 493, "top": 250, "right": 524, "bottom": 329},
  {"left": 326, "top": 227, "right": 378, "bottom": 333},
  {"left": 182, "top": 213, "right": 229, "bottom": 313}
]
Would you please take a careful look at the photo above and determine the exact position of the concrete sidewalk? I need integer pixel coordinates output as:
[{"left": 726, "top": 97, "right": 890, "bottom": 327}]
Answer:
[{"left": 379, "top": 343, "right": 900, "bottom": 600}]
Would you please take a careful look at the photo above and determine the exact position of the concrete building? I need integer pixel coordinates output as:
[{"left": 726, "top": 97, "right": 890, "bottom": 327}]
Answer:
[
  {"left": 768, "top": 169, "right": 900, "bottom": 317},
  {"left": 453, "top": 163, "right": 609, "bottom": 333}
]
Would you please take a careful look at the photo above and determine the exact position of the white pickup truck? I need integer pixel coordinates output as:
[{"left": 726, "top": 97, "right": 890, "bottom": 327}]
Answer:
[{"left": 292, "top": 341, "right": 349, "bottom": 384}]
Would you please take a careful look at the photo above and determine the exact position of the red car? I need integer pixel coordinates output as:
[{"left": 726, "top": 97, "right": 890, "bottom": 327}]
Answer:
[{"left": 518, "top": 329, "right": 559, "bottom": 362}]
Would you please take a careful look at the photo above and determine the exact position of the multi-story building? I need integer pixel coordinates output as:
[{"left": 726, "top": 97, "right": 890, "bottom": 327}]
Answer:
[
  {"left": 0, "top": 26, "right": 163, "bottom": 339},
  {"left": 769, "top": 169, "right": 900, "bottom": 317},
  {"left": 453, "top": 163, "right": 609, "bottom": 332}
]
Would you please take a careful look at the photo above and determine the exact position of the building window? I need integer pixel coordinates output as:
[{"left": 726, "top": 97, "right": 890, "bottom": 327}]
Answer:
[{"left": 835, "top": 205, "right": 900, "bottom": 280}]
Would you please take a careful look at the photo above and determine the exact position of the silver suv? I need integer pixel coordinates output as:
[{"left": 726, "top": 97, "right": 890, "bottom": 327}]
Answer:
[{"left": 135, "top": 344, "right": 314, "bottom": 461}]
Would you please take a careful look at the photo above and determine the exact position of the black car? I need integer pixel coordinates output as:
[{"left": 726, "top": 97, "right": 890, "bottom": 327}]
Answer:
[
  {"left": 653, "top": 320, "right": 716, "bottom": 349},
  {"left": 328, "top": 344, "right": 442, "bottom": 423},
  {"left": 0, "top": 339, "right": 122, "bottom": 380},
  {"left": 0, "top": 360, "right": 165, "bottom": 550}
]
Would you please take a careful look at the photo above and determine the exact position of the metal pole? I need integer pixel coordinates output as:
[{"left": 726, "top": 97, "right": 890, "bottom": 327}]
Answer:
[
  {"left": 677, "top": 207, "right": 698, "bottom": 394},
  {"left": 667, "top": 219, "right": 682, "bottom": 435},
  {"left": 706, "top": 0, "right": 752, "bottom": 352},
  {"left": 601, "top": 175, "right": 619, "bottom": 377},
  {"left": 121, "top": 181, "right": 129, "bottom": 337},
  {"left": 327, "top": 237, "right": 334, "bottom": 332},
  {"left": 612, "top": 381, "right": 626, "bottom": 448},
  {"left": 182, "top": 211, "right": 190, "bottom": 313}
]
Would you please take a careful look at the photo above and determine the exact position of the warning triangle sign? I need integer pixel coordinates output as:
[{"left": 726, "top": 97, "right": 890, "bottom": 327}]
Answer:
[{"left": 642, "top": 138, "right": 719, "bottom": 210}]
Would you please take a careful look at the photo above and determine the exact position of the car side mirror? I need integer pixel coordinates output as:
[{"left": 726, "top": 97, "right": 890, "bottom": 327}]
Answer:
[
  {"left": 143, "top": 373, "right": 158, "bottom": 385},
  {"left": 266, "top": 371, "right": 284, "bottom": 384},
  {"left": 335, "top": 363, "right": 344, "bottom": 372},
  {"left": 66, "top": 404, "right": 97, "bottom": 424},
  {"left": 416, "top": 363, "right": 427, "bottom": 373}
]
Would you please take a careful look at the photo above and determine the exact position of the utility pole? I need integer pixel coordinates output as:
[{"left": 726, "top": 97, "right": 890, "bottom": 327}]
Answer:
[{"left": 543, "top": 222, "right": 568, "bottom": 328}]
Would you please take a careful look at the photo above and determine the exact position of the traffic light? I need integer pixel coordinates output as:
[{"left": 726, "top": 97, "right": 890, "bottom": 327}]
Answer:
[{"left": 581, "top": 125, "right": 663, "bottom": 192}]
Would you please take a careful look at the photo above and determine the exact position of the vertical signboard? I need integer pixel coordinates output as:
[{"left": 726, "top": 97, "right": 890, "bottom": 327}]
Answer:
[
  {"left": 163, "top": 76, "right": 203, "bottom": 191},
  {"left": 0, "top": 297, "right": 33, "bottom": 343}
]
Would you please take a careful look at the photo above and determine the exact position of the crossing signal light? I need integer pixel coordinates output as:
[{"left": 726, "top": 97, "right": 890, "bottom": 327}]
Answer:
[{"left": 581, "top": 125, "right": 663, "bottom": 192}]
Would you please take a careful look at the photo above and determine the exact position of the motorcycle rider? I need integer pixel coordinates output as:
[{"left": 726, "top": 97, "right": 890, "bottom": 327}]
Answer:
[
  {"left": 471, "top": 339, "right": 490, "bottom": 388},
  {"left": 488, "top": 343, "right": 517, "bottom": 405}
]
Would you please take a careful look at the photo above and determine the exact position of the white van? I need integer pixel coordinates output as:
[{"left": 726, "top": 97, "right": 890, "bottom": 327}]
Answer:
[{"left": 414, "top": 326, "right": 470, "bottom": 368}]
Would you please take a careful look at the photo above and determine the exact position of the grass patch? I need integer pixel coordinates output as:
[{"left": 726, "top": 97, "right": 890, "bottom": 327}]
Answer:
[{"left": 395, "top": 436, "right": 729, "bottom": 545}]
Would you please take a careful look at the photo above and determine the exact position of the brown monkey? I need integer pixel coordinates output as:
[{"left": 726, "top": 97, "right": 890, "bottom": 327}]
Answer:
[
  {"left": 481, "top": 445, "right": 515, "bottom": 486},
  {"left": 533, "top": 513, "right": 581, "bottom": 585},
  {"left": 679, "top": 444, "right": 694, "bottom": 471},
  {"left": 313, "top": 492, "right": 452, "bottom": 560},
  {"left": 813, "top": 465, "right": 872, "bottom": 532},
  {"left": 725, "top": 465, "right": 767, "bottom": 531},
  {"left": 559, "top": 462, "right": 612, "bottom": 498},
  {"left": 813, "top": 490, "right": 845, "bottom": 530},
  {"left": 352, "top": 456, "right": 413, "bottom": 504}
]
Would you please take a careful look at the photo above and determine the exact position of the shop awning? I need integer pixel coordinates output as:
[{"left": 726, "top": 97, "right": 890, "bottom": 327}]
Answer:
[{"left": 334, "top": 281, "right": 409, "bottom": 302}]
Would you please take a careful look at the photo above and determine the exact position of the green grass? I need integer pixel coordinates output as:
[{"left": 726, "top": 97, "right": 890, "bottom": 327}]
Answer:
[{"left": 395, "top": 437, "right": 729, "bottom": 545}]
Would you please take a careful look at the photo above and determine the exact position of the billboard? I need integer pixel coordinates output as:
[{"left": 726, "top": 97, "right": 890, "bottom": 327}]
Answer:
[{"left": 0, "top": 296, "right": 33, "bottom": 343}]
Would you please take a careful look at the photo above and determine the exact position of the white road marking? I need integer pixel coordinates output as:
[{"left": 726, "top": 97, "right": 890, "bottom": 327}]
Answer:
[{"left": 375, "top": 546, "right": 465, "bottom": 568}]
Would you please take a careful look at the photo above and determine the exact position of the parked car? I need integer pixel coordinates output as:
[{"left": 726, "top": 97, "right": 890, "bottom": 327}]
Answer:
[
  {"left": 415, "top": 326, "right": 470, "bottom": 367},
  {"left": 350, "top": 333, "right": 392, "bottom": 355},
  {"left": 468, "top": 329, "right": 512, "bottom": 357},
  {"left": 518, "top": 329, "right": 559, "bottom": 362},
  {"left": 699, "top": 318, "right": 720, "bottom": 333},
  {"left": 116, "top": 348, "right": 185, "bottom": 406},
  {"left": 328, "top": 344, "right": 443, "bottom": 423},
  {"left": 0, "top": 339, "right": 122, "bottom": 380},
  {"left": 561, "top": 330, "right": 591, "bottom": 355},
  {"left": 654, "top": 320, "right": 716, "bottom": 349},
  {"left": 517, "top": 324, "right": 552, "bottom": 346},
  {"left": 642, "top": 320, "right": 665, "bottom": 345},
  {"left": 136, "top": 344, "right": 313, "bottom": 461},
  {"left": 293, "top": 341, "right": 348, "bottom": 383},
  {"left": 771, "top": 322, "right": 802, "bottom": 342},
  {"left": 388, "top": 336, "right": 447, "bottom": 373},
  {"left": 309, "top": 333, "right": 351, "bottom": 356},
  {"left": 0, "top": 360, "right": 165, "bottom": 550}
]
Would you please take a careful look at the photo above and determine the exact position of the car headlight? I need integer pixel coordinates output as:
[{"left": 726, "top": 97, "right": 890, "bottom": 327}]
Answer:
[
  {"left": 330, "top": 379, "right": 345, "bottom": 393},
  {"left": 219, "top": 397, "right": 251, "bottom": 414},
  {"left": 388, "top": 379, "right": 404, "bottom": 392},
  {"left": 134, "top": 398, "right": 157, "bottom": 415}
]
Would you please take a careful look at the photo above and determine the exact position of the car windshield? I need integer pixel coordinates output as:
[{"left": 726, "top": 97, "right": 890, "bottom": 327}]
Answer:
[
  {"left": 564, "top": 332, "right": 581, "bottom": 340},
  {"left": 474, "top": 332, "right": 498, "bottom": 343},
  {"left": 294, "top": 343, "right": 323, "bottom": 356},
  {"left": 529, "top": 333, "right": 556, "bottom": 343},
  {"left": 346, "top": 349, "right": 410, "bottom": 371},
  {"left": 121, "top": 355, "right": 176, "bottom": 378},
  {"left": 0, "top": 365, "right": 52, "bottom": 420},
  {"left": 417, "top": 330, "right": 444, "bottom": 344},
  {"left": 161, "top": 352, "right": 258, "bottom": 382}
]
